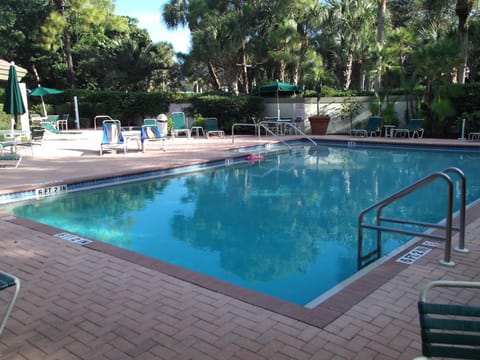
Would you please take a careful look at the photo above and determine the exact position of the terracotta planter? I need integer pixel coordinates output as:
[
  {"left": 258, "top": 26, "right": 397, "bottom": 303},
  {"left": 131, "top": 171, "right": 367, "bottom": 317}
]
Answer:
[{"left": 309, "top": 115, "right": 331, "bottom": 135}]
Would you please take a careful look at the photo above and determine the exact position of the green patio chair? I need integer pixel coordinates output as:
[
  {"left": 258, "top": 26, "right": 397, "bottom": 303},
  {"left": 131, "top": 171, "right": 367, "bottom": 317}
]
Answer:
[
  {"left": 0, "top": 153, "right": 22, "bottom": 168},
  {"left": 0, "top": 135, "right": 16, "bottom": 155},
  {"left": 417, "top": 280, "right": 480, "bottom": 359},
  {"left": 350, "top": 116, "right": 382, "bottom": 137},
  {"left": 16, "top": 127, "right": 45, "bottom": 156},
  {"left": 0, "top": 270, "right": 20, "bottom": 335},
  {"left": 205, "top": 117, "right": 225, "bottom": 138},
  {"left": 143, "top": 119, "right": 157, "bottom": 126},
  {"left": 171, "top": 112, "right": 190, "bottom": 139},
  {"left": 392, "top": 118, "right": 424, "bottom": 138}
]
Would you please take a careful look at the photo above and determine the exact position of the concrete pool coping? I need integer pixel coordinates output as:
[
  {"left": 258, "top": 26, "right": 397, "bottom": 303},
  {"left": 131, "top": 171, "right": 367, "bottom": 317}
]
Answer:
[{"left": 1, "top": 131, "right": 480, "bottom": 359}]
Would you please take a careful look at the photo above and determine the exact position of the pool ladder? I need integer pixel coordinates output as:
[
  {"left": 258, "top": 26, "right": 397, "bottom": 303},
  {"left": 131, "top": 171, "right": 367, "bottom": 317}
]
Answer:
[{"left": 357, "top": 167, "right": 467, "bottom": 270}]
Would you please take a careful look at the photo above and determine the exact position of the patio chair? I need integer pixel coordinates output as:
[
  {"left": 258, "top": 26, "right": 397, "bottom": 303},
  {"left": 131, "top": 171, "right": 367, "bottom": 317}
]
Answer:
[
  {"left": 141, "top": 124, "right": 166, "bottom": 152},
  {"left": 205, "top": 118, "right": 225, "bottom": 138},
  {"left": 100, "top": 120, "right": 126, "bottom": 155},
  {"left": 350, "top": 116, "right": 382, "bottom": 137},
  {"left": 45, "top": 115, "right": 59, "bottom": 129},
  {"left": 40, "top": 121, "right": 62, "bottom": 135},
  {"left": 392, "top": 118, "right": 424, "bottom": 138},
  {"left": 171, "top": 112, "right": 191, "bottom": 139},
  {"left": 15, "top": 127, "right": 45, "bottom": 156},
  {"left": 40, "top": 121, "right": 81, "bottom": 137},
  {"left": 57, "top": 114, "right": 69, "bottom": 131},
  {"left": 417, "top": 280, "right": 480, "bottom": 359},
  {"left": 0, "top": 270, "right": 20, "bottom": 335},
  {"left": 0, "top": 153, "right": 22, "bottom": 169},
  {"left": 0, "top": 136, "right": 16, "bottom": 155},
  {"left": 143, "top": 119, "right": 157, "bottom": 126},
  {"left": 468, "top": 131, "right": 480, "bottom": 141}
]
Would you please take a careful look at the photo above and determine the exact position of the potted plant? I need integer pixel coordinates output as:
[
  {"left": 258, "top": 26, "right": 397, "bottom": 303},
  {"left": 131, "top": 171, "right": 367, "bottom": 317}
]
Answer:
[
  {"left": 308, "top": 84, "right": 330, "bottom": 135},
  {"left": 304, "top": 58, "right": 331, "bottom": 135}
]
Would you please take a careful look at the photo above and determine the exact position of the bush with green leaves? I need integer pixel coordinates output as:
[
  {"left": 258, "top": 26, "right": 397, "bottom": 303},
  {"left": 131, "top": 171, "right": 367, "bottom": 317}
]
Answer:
[{"left": 188, "top": 94, "right": 264, "bottom": 134}]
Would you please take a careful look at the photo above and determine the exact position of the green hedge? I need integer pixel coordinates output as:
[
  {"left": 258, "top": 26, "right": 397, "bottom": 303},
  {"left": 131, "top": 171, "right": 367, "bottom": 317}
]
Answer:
[
  {"left": 41, "top": 90, "right": 263, "bottom": 131},
  {"left": 59, "top": 90, "right": 173, "bottom": 127},
  {"left": 188, "top": 94, "right": 264, "bottom": 133},
  {"left": 3, "top": 82, "right": 479, "bottom": 136}
]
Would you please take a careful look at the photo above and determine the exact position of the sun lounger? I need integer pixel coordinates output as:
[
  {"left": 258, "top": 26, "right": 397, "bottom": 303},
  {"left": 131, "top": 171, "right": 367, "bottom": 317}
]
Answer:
[
  {"left": 392, "top": 118, "right": 424, "bottom": 138},
  {"left": 141, "top": 124, "right": 166, "bottom": 152},
  {"left": 350, "top": 116, "right": 382, "bottom": 137},
  {"left": 100, "top": 120, "right": 126, "bottom": 155}
]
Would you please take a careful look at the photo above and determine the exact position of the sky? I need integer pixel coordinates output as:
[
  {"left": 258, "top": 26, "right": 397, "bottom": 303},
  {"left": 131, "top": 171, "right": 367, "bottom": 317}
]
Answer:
[{"left": 113, "top": 0, "right": 191, "bottom": 53}]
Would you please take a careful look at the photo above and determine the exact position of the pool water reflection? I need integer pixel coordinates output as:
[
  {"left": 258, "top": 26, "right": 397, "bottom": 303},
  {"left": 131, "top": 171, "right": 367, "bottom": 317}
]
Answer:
[{"left": 2, "top": 144, "right": 480, "bottom": 305}]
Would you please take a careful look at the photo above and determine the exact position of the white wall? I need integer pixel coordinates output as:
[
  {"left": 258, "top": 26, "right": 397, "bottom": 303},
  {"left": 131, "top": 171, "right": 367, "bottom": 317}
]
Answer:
[{"left": 263, "top": 96, "right": 411, "bottom": 134}]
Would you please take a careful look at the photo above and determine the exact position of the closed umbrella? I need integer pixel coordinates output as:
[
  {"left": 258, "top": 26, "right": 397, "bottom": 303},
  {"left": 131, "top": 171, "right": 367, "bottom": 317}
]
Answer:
[
  {"left": 3, "top": 62, "right": 26, "bottom": 131},
  {"left": 29, "top": 85, "right": 63, "bottom": 117},
  {"left": 252, "top": 81, "right": 303, "bottom": 120}
]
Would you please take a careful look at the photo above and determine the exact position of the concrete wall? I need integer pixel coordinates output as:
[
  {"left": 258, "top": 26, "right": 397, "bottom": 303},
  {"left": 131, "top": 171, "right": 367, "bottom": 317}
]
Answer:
[
  {"left": 263, "top": 96, "right": 410, "bottom": 134},
  {"left": 169, "top": 96, "right": 411, "bottom": 135}
]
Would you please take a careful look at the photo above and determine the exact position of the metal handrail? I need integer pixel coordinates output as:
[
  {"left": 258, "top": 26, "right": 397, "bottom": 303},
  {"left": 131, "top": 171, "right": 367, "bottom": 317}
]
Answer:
[
  {"left": 231, "top": 120, "right": 317, "bottom": 147},
  {"left": 231, "top": 123, "right": 261, "bottom": 144},
  {"left": 93, "top": 115, "right": 114, "bottom": 131},
  {"left": 231, "top": 122, "right": 292, "bottom": 150},
  {"left": 278, "top": 121, "right": 317, "bottom": 146},
  {"left": 357, "top": 167, "right": 466, "bottom": 269},
  {"left": 257, "top": 122, "right": 292, "bottom": 150}
]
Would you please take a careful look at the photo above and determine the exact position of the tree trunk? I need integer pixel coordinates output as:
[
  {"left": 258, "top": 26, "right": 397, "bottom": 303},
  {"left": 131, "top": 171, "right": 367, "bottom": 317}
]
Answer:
[
  {"left": 53, "top": 0, "right": 75, "bottom": 88},
  {"left": 374, "top": 0, "right": 386, "bottom": 92},
  {"left": 240, "top": 40, "right": 249, "bottom": 93},
  {"left": 455, "top": 0, "right": 473, "bottom": 84},
  {"left": 343, "top": 53, "right": 353, "bottom": 91},
  {"left": 278, "top": 58, "right": 286, "bottom": 83},
  {"left": 207, "top": 61, "right": 222, "bottom": 90}
]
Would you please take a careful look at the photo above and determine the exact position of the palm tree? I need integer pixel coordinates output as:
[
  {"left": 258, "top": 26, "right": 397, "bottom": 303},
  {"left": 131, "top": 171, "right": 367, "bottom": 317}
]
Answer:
[
  {"left": 374, "top": 0, "right": 387, "bottom": 92},
  {"left": 323, "top": 0, "right": 377, "bottom": 90},
  {"left": 455, "top": 0, "right": 476, "bottom": 83}
]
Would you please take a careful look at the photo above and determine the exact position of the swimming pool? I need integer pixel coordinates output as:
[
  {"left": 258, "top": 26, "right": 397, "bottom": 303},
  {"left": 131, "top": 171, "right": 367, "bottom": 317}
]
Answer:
[{"left": 2, "top": 143, "right": 480, "bottom": 305}]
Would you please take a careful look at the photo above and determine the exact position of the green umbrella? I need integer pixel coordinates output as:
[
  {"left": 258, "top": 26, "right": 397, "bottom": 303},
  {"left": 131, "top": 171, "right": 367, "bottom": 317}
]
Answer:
[
  {"left": 29, "top": 85, "right": 63, "bottom": 117},
  {"left": 3, "top": 62, "right": 26, "bottom": 130},
  {"left": 251, "top": 81, "right": 303, "bottom": 97},
  {"left": 252, "top": 81, "right": 303, "bottom": 120}
]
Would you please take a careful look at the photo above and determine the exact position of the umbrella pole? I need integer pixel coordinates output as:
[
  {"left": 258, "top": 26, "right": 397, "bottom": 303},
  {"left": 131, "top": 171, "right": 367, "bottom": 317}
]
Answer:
[
  {"left": 41, "top": 96, "right": 47, "bottom": 117},
  {"left": 277, "top": 90, "right": 280, "bottom": 121}
]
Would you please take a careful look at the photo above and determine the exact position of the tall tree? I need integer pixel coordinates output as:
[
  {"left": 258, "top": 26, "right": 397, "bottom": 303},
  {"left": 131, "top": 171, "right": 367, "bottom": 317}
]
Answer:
[
  {"left": 374, "top": 0, "right": 387, "bottom": 91},
  {"left": 323, "top": 0, "right": 377, "bottom": 90},
  {"left": 163, "top": 0, "right": 314, "bottom": 93},
  {"left": 0, "top": 0, "right": 51, "bottom": 83},
  {"left": 455, "top": 0, "right": 475, "bottom": 83},
  {"left": 41, "top": 0, "right": 127, "bottom": 88}
]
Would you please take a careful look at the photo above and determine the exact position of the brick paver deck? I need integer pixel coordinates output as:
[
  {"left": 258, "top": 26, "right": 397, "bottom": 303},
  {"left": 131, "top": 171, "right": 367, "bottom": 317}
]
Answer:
[{"left": 0, "top": 132, "right": 479, "bottom": 359}]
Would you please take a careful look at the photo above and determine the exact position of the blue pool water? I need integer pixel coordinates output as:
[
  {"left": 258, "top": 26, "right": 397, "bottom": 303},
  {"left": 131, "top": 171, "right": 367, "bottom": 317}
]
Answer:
[{"left": 2, "top": 143, "right": 480, "bottom": 305}]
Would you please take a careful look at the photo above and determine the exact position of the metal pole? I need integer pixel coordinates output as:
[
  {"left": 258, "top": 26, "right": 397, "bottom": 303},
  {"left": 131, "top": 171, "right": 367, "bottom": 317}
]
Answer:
[{"left": 74, "top": 96, "right": 80, "bottom": 129}]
